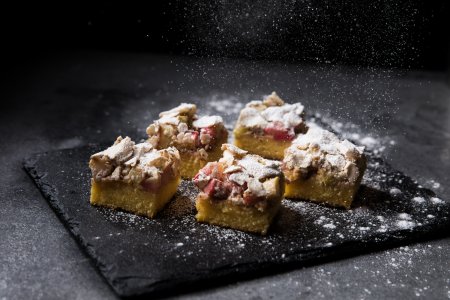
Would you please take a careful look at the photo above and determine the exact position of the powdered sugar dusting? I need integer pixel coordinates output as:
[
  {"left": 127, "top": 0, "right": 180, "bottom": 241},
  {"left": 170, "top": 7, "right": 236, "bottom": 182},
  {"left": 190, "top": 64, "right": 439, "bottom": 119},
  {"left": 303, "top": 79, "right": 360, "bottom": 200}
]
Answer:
[
  {"left": 201, "top": 94, "right": 244, "bottom": 131},
  {"left": 412, "top": 196, "right": 425, "bottom": 203},
  {"left": 323, "top": 223, "right": 336, "bottom": 229},
  {"left": 208, "top": 95, "right": 244, "bottom": 114},
  {"left": 398, "top": 213, "right": 412, "bottom": 220},
  {"left": 309, "top": 113, "right": 393, "bottom": 156},
  {"left": 390, "top": 188, "right": 402, "bottom": 196},
  {"left": 430, "top": 197, "right": 444, "bottom": 205},
  {"left": 82, "top": 105, "right": 447, "bottom": 273},
  {"left": 396, "top": 220, "right": 415, "bottom": 230}
]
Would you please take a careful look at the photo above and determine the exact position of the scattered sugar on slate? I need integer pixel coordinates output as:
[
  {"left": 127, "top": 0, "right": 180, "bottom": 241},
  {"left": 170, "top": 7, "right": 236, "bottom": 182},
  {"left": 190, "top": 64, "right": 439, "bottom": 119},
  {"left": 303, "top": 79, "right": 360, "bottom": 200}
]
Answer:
[
  {"left": 100, "top": 101, "right": 444, "bottom": 248},
  {"left": 84, "top": 96, "right": 447, "bottom": 274}
]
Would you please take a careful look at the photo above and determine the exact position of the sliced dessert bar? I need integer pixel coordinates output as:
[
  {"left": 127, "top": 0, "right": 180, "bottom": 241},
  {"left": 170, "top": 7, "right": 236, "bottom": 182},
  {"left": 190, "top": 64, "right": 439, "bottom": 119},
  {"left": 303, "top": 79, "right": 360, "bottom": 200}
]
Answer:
[
  {"left": 89, "top": 136, "right": 181, "bottom": 218},
  {"left": 233, "top": 92, "right": 308, "bottom": 160},
  {"left": 146, "top": 103, "right": 228, "bottom": 178},
  {"left": 282, "top": 127, "right": 366, "bottom": 209},
  {"left": 193, "top": 144, "right": 285, "bottom": 235}
]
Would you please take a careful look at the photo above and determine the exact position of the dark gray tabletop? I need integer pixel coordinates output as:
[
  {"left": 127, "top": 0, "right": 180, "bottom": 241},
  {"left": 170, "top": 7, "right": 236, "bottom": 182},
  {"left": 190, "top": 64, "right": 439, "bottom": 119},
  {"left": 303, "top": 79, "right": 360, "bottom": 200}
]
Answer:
[{"left": 1, "top": 51, "right": 449, "bottom": 299}]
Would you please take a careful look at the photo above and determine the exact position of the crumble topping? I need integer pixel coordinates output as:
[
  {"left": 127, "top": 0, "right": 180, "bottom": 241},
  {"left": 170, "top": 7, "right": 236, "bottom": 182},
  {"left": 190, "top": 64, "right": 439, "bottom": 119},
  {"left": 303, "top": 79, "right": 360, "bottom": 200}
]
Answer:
[
  {"left": 89, "top": 136, "right": 180, "bottom": 189},
  {"left": 158, "top": 103, "right": 197, "bottom": 126},
  {"left": 193, "top": 115, "right": 223, "bottom": 128},
  {"left": 194, "top": 144, "right": 284, "bottom": 210},
  {"left": 235, "top": 92, "right": 307, "bottom": 140},
  {"left": 282, "top": 127, "right": 366, "bottom": 184},
  {"left": 146, "top": 103, "right": 227, "bottom": 155}
]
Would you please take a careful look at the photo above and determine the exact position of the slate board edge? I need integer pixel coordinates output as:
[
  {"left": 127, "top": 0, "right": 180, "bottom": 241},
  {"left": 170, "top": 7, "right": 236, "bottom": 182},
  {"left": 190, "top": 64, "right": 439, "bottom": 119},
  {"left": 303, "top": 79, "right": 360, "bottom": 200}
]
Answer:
[
  {"left": 22, "top": 153, "right": 122, "bottom": 296},
  {"left": 115, "top": 227, "right": 450, "bottom": 298},
  {"left": 22, "top": 149, "right": 450, "bottom": 298}
]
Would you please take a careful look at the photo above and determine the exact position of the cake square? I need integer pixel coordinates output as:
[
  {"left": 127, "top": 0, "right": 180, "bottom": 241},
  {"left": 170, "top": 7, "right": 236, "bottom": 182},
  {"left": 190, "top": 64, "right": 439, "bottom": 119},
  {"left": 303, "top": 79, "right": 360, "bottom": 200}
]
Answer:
[
  {"left": 233, "top": 92, "right": 308, "bottom": 160},
  {"left": 89, "top": 136, "right": 181, "bottom": 218},
  {"left": 147, "top": 103, "right": 228, "bottom": 178},
  {"left": 282, "top": 127, "right": 367, "bottom": 209},
  {"left": 193, "top": 144, "right": 285, "bottom": 235}
]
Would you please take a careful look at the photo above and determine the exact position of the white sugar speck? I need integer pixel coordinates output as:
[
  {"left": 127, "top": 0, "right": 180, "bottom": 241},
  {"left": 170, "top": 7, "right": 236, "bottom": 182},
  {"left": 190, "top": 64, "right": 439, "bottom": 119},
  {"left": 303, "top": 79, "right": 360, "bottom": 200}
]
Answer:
[
  {"left": 351, "top": 133, "right": 359, "bottom": 139},
  {"left": 325, "top": 242, "right": 333, "bottom": 247},
  {"left": 207, "top": 96, "right": 244, "bottom": 114},
  {"left": 398, "top": 213, "right": 412, "bottom": 220},
  {"left": 427, "top": 180, "right": 441, "bottom": 189},
  {"left": 359, "top": 227, "right": 370, "bottom": 231},
  {"left": 412, "top": 196, "right": 425, "bottom": 203},
  {"left": 377, "top": 225, "right": 388, "bottom": 233},
  {"left": 376, "top": 215, "right": 385, "bottom": 222},
  {"left": 176, "top": 242, "right": 184, "bottom": 247},
  {"left": 360, "top": 136, "right": 377, "bottom": 148},
  {"left": 430, "top": 197, "right": 444, "bottom": 204},
  {"left": 389, "top": 188, "right": 402, "bottom": 196},
  {"left": 397, "top": 220, "right": 415, "bottom": 229},
  {"left": 426, "top": 214, "right": 435, "bottom": 219},
  {"left": 323, "top": 223, "right": 336, "bottom": 229},
  {"left": 315, "top": 216, "right": 327, "bottom": 225}
]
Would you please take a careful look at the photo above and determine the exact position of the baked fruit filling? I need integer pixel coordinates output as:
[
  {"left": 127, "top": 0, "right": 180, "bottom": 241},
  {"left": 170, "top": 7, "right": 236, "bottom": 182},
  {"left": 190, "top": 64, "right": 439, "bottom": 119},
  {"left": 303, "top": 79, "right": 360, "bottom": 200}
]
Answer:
[
  {"left": 89, "top": 136, "right": 181, "bottom": 218},
  {"left": 147, "top": 103, "right": 228, "bottom": 178},
  {"left": 193, "top": 144, "right": 285, "bottom": 235},
  {"left": 282, "top": 127, "right": 367, "bottom": 209},
  {"left": 233, "top": 92, "right": 308, "bottom": 160}
]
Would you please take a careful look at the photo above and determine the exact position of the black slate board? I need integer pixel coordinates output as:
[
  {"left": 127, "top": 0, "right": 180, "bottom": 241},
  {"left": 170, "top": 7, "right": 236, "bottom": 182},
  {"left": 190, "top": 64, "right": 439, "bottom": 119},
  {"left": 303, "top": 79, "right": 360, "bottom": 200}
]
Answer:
[{"left": 23, "top": 145, "right": 450, "bottom": 298}]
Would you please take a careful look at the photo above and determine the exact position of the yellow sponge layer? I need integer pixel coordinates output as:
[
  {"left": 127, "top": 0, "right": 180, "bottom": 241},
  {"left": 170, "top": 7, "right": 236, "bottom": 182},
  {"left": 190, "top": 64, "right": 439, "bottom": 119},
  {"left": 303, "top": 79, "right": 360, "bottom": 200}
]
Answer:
[
  {"left": 195, "top": 194, "right": 281, "bottom": 235},
  {"left": 90, "top": 176, "right": 180, "bottom": 218},
  {"left": 179, "top": 136, "right": 227, "bottom": 178},
  {"left": 233, "top": 127, "right": 291, "bottom": 160},
  {"left": 284, "top": 175, "right": 361, "bottom": 209}
]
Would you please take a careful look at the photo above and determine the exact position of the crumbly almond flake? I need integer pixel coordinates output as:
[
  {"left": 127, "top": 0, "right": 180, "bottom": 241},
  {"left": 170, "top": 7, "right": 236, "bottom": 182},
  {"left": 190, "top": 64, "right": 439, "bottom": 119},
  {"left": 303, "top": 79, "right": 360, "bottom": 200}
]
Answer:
[
  {"left": 147, "top": 103, "right": 226, "bottom": 150},
  {"left": 223, "top": 165, "right": 242, "bottom": 174},
  {"left": 91, "top": 136, "right": 134, "bottom": 163},
  {"left": 220, "top": 144, "right": 283, "bottom": 201},
  {"left": 221, "top": 143, "right": 248, "bottom": 156},
  {"left": 159, "top": 103, "right": 197, "bottom": 119},
  {"left": 283, "top": 127, "right": 366, "bottom": 183},
  {"left": 193, "top": 116, "right": 223, "bottom": 128},
  {"left": 89, "top": 136, "right": 180, "bottom": 183},
  {"left": 236, "top": 92, "right": 306, "bottom": 131},
  {"left": 200, "top": 132, "right": 211, "bottom": 145},
  {"left": 263, "top": 91, "right": 285, "bottom": 106}
]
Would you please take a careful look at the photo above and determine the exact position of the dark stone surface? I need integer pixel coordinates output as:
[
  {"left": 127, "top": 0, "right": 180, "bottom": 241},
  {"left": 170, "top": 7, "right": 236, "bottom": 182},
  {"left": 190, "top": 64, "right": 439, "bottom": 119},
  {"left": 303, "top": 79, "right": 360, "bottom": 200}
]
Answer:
[
  {"left": 23, "top": 139, "right": 450, "bottom": 297},
  {"left": 1, "top": 51, "right": 450, "bottom": 299}
]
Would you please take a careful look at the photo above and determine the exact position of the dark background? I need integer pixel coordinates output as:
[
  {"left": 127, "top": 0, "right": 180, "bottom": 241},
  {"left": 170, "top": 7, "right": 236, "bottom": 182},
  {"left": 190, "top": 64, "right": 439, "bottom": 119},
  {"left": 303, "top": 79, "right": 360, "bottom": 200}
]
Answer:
[
  {"left": 1, "top": 1, "right": 450, "bottom": 299},
  {"left": 2, "top": 0, "right": 449, "bottom": 73}
]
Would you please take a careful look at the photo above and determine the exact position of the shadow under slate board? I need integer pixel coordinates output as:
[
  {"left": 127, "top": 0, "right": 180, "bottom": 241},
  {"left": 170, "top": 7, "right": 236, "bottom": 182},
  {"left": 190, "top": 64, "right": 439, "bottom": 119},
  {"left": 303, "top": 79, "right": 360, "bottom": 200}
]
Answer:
[{"left": 23, "top": 144, "right": 450, "bottom": 298}]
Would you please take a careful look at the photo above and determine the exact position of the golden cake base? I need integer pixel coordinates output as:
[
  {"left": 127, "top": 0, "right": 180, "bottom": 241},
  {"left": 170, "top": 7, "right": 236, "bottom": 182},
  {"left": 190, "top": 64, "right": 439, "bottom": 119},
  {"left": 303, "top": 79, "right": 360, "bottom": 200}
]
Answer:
[
  {"left": 179, "top": 136, "right": 227, "bottom": 178},
  {"left": 233, "top": 127, "right": 291, "bottom": 160},
  {"left": 284, "top": 175, "right": 362, "bottom": 209},
  {"left": 90, "top": 177, "right": 180, "bottom": 218},
  {"left": 195, "top": 193, "right": 281, "bottom": 235}
]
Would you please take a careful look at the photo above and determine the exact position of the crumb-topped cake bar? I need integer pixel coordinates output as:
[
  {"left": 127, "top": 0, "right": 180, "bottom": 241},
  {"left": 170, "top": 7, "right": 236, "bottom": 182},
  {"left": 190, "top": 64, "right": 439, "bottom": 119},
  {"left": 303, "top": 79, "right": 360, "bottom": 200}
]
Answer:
[
  {"left": 147, "top": 103, "right": 228, "bottom": 178},
  {"left": 193, "top": 144, "right": 284, "bottom": 235},
  {"left": 282, "top": 127, "right": 366, "bottom": 209},
  {"left": 233, "top": 92, "right": 308, "bottom": 160},
  {"left": 89, "top": 136, "right": 181, "bottom": 218}
]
